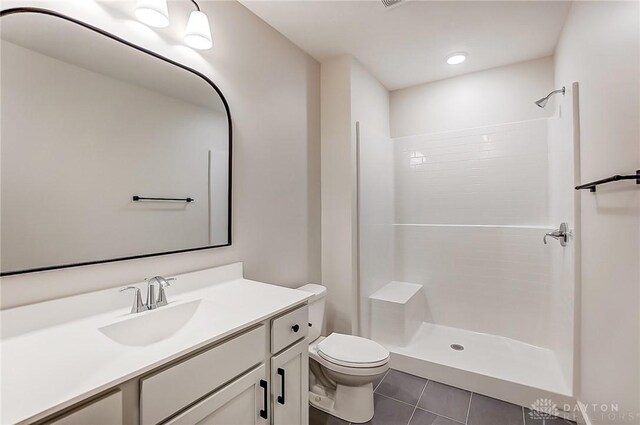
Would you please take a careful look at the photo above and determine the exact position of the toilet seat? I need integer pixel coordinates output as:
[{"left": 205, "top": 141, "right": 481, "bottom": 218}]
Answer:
[{"left": 317, "top": 333, "right": 389, "bottom": 368}]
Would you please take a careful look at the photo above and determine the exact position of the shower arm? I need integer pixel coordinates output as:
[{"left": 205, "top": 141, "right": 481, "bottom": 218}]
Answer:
[
  {"left": 535, "top": 86, "right": 566, "bottom": 108},
  {"left": 545, "top": 88, "right": 565, "bottom": 99}
]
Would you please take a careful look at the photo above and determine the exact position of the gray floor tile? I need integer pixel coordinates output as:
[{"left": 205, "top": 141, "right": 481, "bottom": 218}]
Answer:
[
  {"left": 309, "top": 368, "right": 565, "bottom": 425},
  {"left": 410, "top": 408, "right": 463, "bottom": 425},
  {"left": 309, "top": 406, "right": 350, "bottom": 425},
  {"left": 373, "top": 370, "right": 389, "bottom": 391},
  {"left": 375, "top": 369, "right": 428, "bottom": 405},
  {"left": 417, "top": 381, "right": 471, "bottom": 423},
  {"left": 524, "top": 408, "right": 576, "bottom": 425},
  {"left": 364, "top": 394, "right": 415, "bottom": 425},
  {"left": 468, "top": 394, "right": 524, "bottom": 425}
]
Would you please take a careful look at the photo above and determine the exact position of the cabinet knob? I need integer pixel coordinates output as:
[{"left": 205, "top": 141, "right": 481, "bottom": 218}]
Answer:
[{"left": 291, "top": 324, "right": 300, "bottom": 333}]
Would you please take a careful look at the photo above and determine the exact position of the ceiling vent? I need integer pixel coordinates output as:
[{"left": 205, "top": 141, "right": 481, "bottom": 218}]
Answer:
[{"left": 381, "top": 0, "right": 406, "bottom": 9}]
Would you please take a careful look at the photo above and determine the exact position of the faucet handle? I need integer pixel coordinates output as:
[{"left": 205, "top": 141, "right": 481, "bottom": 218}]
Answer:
[
  {"left": 161, "top": 277, "right": 176, "bottom": 287},
  {"left": 120, "top": 286, "right": 145, "bottom": 314},
  {"left": 156, "top": 279, "right": 174, "bottom": 307},
  {"left": 145, "top": 276, "right": 175, "bottom": 285}
]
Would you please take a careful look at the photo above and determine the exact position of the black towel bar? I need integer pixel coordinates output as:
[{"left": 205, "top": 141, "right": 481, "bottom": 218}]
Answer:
[
  {"left": 575, "top": 170, "right": 640, "bottom": 192},
  {"left": 133, "top": 196, "right": 194, "bottom": 202}
]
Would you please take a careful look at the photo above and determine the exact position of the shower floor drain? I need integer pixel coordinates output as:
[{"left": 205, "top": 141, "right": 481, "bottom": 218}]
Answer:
[{"left": 450, "top": 343, "right": 465, "bottom": 351}]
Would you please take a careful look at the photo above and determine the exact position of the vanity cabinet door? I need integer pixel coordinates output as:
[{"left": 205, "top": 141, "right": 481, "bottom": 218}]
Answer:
[
  {"left": 164, "top": 364, "right": 269, "bottom": 425},
  {"left": 271, "top": 339, "right": 309, "bottom": 425}
]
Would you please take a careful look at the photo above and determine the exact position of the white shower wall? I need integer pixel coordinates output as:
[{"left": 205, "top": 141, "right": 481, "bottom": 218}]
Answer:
[
  {"left": 395, "top": 120, "right": 549, "bottom": 225},
  {"left": 358, "top": 58, "right": 577, "bottom": 404},
  {"left": 545, "top": 85, "right": 579, "bottom": 394},
  {"left": 393, "top": 119, "right": 556, "bottom": 348}
]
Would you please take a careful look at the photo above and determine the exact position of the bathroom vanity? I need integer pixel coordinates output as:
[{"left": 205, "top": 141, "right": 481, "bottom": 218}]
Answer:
[
  {"left": 0, "top": 263, "right": 311, "bottom": 425},
  {"left": 0, "top": 9, "right": 312, "bottom": 424}
]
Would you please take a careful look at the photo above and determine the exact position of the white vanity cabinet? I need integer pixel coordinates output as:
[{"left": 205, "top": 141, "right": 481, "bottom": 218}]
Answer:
[
  {"left": 135, "top": 304, "right": 309, "bottom": 425},
  {"left": 36, "top": 306, "right": 309, "bottom": 425},
  {"left": 271, "top": 339, "right": 309, "bottom": 425},
  {"left": 2, "top": 264, "right": 312, "bottom": 425},
  {"left": 32, "top": 304, "right": 309, "bottom": 425}
]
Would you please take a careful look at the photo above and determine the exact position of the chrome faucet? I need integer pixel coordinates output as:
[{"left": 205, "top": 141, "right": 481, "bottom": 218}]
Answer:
[
  {"left": 120, "top": 276, "right": 176, "bottom": 313},
  {"left": 146, "top": 276, "right": 175, "bottom": 308},
  {"left": 145, "top": 277, "right": 157, "bottom": 310}
]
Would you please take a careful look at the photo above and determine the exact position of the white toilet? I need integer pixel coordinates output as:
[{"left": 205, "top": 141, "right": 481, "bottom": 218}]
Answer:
[{"left": 298, "top": 284, "right": 389, "bottom": 424}]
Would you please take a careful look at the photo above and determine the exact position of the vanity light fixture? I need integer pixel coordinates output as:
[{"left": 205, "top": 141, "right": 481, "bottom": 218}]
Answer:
[
  {"left": 135, "top": 0, "right": 170, "bottom": 28},
  {"left": 184, "top": 0, "right": 213, "bottom": 50},
  {"left": 135, "top": 0, "right": 213, "bottom": 50},
  {"left": 446, "top": 52, "right": 467, "bottom": 65}
]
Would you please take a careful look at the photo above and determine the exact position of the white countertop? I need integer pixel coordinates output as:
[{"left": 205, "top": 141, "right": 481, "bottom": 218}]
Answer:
[{"left": 0, "top": 263, "right": 312, "bottom": 424}]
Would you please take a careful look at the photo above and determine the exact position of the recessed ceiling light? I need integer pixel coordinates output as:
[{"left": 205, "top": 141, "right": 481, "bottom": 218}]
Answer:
[{"left": 446, "top": 52, "right": 467, "bottom": 65}]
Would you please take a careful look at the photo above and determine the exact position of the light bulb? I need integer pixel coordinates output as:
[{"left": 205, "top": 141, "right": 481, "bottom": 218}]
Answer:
[
  {"left": 184, "top": 10, "right": 213, "bottom": 50},
  {"left": 446, "top": 53, "right": 467, "bottom": 65},
  {"left": 135, "top": 0, "right": 169, "bottom": 28}
]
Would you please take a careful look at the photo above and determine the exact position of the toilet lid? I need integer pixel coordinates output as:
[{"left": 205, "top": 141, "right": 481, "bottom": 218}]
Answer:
[{"left": 317, "top": 333, "right": 389, "bottom": 368}]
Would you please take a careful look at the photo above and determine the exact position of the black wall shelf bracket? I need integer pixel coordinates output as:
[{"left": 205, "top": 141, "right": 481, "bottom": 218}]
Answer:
[
  {"left": 133, "top": 196, "right": 194, "bottom": 202},
  {"left": 575, "top": 170, "right": 640, "bottom": 192}
]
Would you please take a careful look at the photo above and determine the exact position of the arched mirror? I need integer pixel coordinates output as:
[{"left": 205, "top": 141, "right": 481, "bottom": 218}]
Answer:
[{"left": 0, "top": 9, "right": 232, "bottom": 276}]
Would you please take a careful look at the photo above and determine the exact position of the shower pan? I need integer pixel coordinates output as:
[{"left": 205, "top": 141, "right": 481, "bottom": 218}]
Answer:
[{"left": 357, "top": 84, "right": 580, "bottom": 413}]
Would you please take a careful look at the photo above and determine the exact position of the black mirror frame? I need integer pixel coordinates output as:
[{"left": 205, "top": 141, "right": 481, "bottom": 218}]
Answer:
[{"left": 0, "top": 7, "right": 233, "bottom": 276}]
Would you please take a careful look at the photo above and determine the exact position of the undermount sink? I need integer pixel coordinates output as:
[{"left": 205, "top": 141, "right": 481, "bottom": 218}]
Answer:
[{"left": 99, "top": 299, "right": 208, "bottom": 346}]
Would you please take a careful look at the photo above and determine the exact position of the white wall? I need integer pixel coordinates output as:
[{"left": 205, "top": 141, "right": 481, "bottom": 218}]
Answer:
[
  {"left": 1, "top": 40, "right": 228, "bottom": 272},
  {"left": 0, "top": 0, "right": 321, "bottom": 309},
  {"left": 351, "top": 59, "right": 392, "bottom": 338},
  {"left": 320, "top": 55, "right": 390, "bottom": 335},
  {"left": 321, "top": 56, "right": 354, "bottom": 334},
  {"left": 390, "top": 56, "right": 555, "bottom": 138},
  {"left": 554, "top": 2, "right": 640, "bottom": 423}
]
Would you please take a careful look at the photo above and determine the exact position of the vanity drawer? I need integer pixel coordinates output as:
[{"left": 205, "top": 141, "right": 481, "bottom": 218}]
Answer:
[
  {"left": 46, "top": 391, "right": 122, "bottom": 425},
  {"left": 271, "top": 305, "right": 308, "bottom": 354},
  {"left": 140, "top": 325, "right": 265, "bottom": 425}
]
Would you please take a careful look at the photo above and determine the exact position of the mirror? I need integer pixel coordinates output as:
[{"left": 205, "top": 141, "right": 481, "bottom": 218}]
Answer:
[{"left": 0, "top": 9, "right": 232, "bottom": 276}]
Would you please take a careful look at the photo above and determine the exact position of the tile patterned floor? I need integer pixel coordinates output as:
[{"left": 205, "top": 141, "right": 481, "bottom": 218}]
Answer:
[{"left": 310, "top": 369, "right": 576, "bottom": 425}]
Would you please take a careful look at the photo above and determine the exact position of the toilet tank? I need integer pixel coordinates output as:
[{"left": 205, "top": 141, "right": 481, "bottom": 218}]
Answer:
[{"left": 297, "top": 284, "right": 327, "bottom": 342}]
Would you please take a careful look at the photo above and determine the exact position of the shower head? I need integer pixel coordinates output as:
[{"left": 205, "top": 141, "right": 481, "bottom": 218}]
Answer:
[
  {"left": 535, "top": 97, "right": 549, "bottom": 108},
  {"left": 535, "top": 86, "right": 566, "bottom": 108}
]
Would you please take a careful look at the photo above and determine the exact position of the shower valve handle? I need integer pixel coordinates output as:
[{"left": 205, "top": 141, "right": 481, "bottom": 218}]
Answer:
[{"left": 544, "top": 223, "right": 569, "bottom": 247}]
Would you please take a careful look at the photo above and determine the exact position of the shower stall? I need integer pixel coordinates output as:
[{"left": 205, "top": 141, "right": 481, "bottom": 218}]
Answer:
[{"left": 357, "top": 84, "right": 580, "bottom": 410}]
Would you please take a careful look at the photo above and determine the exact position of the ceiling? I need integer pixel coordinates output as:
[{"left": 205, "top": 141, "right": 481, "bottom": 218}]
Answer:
[{"left": 240, "top": 0, "right": 572, "bottom": 90}]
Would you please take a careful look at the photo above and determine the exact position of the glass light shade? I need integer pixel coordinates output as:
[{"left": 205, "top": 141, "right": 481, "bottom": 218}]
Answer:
[
  {"left": 135, "top": 0, "right": 169, "bottom": 28},
  {"left": 184, "top": 10, "right": 213, "bottom": 50}
]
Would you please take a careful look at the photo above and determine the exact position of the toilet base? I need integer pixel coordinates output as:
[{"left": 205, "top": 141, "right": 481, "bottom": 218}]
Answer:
[{"left": 309, "top": 382, "right": 375, "bottom": 424}]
